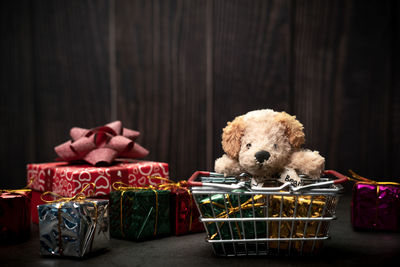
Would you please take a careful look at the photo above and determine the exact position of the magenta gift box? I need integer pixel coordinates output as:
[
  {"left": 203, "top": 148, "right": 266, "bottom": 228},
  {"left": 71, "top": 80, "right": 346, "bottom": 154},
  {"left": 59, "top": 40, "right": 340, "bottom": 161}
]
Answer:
[{"left": 351, "top": 183, "right": 400, "bottom": 231}]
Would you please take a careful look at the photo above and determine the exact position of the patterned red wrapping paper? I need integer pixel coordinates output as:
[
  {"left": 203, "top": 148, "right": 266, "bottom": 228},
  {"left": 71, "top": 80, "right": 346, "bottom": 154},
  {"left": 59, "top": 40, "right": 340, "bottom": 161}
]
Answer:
[
  {"left": 27, "top": 160, "right": 169, "bottom": 197},
  {"left": 170, "top": 188, "right": 204, "bottom": 236},
  {"left": 352, "top": 183, "right": 400, "bottom": 231},
  {"left": 0, "top": 190, "right": 31, "bottom": 243}
]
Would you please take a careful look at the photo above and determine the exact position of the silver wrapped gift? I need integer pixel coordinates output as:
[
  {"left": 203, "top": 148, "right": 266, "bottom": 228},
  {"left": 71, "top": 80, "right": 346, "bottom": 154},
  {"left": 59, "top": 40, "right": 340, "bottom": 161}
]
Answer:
[{"left": 38, "top": 199, "right": 109, "bottom": 257}]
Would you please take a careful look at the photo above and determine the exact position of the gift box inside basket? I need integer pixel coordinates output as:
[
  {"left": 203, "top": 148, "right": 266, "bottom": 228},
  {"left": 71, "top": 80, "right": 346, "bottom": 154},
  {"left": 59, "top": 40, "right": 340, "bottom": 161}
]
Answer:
[
  {"left": 0, "top": 189, "right": 31, "bottom": 244},
  {"left": 26, "top": 121, "right": 169, "bottom": 224},
  {"left": 191, "top": 170, "right": 345, "bottom": 256},
  {"left": 38, "top": 186, "right": 110, "bottom": 257},
  {"left": 349, "top": 171, "right": 400, "bottom": 231}
]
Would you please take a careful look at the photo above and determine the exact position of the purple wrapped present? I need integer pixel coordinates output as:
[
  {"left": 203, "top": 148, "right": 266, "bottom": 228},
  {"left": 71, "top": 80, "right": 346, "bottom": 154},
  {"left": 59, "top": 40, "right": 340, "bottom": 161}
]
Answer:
[{"left": 350, "top": 171, "right": 400, "bottom": 231}]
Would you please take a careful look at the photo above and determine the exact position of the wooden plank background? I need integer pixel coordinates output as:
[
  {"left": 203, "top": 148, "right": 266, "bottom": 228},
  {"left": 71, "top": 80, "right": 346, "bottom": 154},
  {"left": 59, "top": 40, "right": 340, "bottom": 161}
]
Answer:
[{"left": 1, "top": 0, "right": 398, "bottom": 188}]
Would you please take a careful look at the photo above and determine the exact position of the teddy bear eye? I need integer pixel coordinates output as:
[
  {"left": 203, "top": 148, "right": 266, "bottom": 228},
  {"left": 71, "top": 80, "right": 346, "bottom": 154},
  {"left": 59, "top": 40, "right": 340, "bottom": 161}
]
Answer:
[
  {"left": 273, "top": 144, "right": 278, "bottom": 149},
  {"left": 246, "top": 143, "right": 252, "bottom": 149}
]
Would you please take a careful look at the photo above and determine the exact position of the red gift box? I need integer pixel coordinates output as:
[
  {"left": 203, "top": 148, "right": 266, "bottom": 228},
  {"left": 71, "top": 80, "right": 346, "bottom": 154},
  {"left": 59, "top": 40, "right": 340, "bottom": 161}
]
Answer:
[
  {"left": 170, "top": 188, "right": 204, "bottom": 236},
  {"left": 30, "top": 190, "right": 42, "bottom": 224},
  {"left": 27, "top": 160, "right": 169, "bottom": 197},
  {"left": 30, "top": 190, "right": 50, "bottom": 224},
  {"left": 27, "top": 160, "right": 169, "bottom": 224},
  {"left": 0, "top": 190, "right": 31, "bottom": 243}
]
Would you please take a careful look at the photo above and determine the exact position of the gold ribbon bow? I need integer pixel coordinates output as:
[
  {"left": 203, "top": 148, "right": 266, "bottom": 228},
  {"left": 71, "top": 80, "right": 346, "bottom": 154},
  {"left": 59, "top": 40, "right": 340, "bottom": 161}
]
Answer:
[
  {"left": 40, "top": 183, "right": 97, "bottom": 256},
  {"left": 112, "top": 182, "right": 160, "bottom": 238},
  {"left": 348, "top": 170, "right": 400, "bottom": 186},
  {"left": 201, "top": 194, "right": 266, "bottom": 240},
  {"left": 40, "top": 183, "right": 96, "bottom": 203}
]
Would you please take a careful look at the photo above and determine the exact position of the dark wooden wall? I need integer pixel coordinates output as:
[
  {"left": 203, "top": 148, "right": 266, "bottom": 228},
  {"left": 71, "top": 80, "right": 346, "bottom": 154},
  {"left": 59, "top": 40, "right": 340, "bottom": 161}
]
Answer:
[{"left": 1, "top": 0, "right": 399, "bottom": 188}]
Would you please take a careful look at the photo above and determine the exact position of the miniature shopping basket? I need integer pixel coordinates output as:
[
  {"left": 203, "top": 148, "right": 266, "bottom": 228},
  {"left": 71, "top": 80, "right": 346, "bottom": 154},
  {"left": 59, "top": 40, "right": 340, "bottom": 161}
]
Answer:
[{"left": 187, "top": 170, "right": 347, "bottom": 256}]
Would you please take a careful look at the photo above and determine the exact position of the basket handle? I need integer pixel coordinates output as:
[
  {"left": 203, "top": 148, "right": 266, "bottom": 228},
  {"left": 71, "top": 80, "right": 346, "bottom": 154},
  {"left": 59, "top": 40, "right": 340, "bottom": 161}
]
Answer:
[
  {"left": 323, "top": 170, "right": 349, "bottom": 184},
  {"left": 187, "top": 171, "right": 210, "bottom": 187}
]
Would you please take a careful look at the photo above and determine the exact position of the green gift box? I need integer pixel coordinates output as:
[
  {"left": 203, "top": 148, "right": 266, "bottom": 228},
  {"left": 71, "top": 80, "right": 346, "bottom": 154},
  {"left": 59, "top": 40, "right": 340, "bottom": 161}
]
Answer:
[
  {"left": 197, "top": 191, "right": 266, "bottom": 240},
  {"left": 110, "top": 189, "right": 170, "bottom": 240}
]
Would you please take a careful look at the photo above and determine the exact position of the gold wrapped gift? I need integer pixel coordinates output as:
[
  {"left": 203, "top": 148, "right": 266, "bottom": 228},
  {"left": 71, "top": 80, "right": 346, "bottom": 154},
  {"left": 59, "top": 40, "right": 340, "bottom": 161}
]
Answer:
[{"left": 267, "top": 195, "right": 326, "bottom": 253}]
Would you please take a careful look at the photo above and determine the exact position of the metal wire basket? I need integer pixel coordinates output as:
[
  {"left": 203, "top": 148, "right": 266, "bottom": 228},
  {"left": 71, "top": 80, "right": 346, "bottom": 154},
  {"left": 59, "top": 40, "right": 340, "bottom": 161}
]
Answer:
[{"left": 188, "top": 170, "right": 347, "bottom": 256}]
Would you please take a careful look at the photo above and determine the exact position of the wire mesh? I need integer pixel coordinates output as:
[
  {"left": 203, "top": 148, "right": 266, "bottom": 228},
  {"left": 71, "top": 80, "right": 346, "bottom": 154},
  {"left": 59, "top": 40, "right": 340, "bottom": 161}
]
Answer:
[{"left": 192, "top": 175, "right": 343, "bottom": 256}]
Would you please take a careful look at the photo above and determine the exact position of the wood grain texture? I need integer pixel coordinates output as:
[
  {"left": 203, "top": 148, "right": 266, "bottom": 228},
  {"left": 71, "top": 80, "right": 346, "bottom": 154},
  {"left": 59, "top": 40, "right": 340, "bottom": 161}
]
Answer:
[
  {"left": 32, "top": 0, "right": 111, "bottom": 163},
  {"left": 0, "top": 0, "right": 35, "bottom": 188},
  {"left": 291, "top": 0, "right": 393, "bottom": 180},
  {"left": 115, "top": 0, "right": 209, "bottom": 180},
  {"left": 212, "top": 0, "right": 291, "bottom": 162},
  {"left": 390, "top": 0, "right": 400, "bottom": 178},
  {"left": 291, "top": 0, "right": 351, "bottom": 171},
  {"left": 1, "top": 0, "right": 399, "bottom": 188},
  {"left": 332, "top": 0, "right": 392, "bottom": 179}
]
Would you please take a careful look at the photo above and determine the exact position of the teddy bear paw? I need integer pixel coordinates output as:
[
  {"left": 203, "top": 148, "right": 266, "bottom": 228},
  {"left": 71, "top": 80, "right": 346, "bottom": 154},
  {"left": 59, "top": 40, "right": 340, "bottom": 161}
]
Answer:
[{"left": 214, "top": 154, "right": 242, "bottom": 176}]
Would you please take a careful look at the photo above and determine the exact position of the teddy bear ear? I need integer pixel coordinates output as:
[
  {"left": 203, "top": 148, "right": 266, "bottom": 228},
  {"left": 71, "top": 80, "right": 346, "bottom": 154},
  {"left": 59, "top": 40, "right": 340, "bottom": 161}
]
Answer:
[
  {"left": 222, "top": 115, "right": 245, "bottom": 160},
  {"left": 275, "top": 112, "right": 305, "bottom": 148}
]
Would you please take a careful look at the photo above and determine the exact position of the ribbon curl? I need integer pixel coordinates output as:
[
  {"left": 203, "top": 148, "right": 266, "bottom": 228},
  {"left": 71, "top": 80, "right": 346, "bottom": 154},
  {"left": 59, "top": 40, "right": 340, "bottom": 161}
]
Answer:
[{"left": 55, "top": 120, "right": 149, "bottom": 165}]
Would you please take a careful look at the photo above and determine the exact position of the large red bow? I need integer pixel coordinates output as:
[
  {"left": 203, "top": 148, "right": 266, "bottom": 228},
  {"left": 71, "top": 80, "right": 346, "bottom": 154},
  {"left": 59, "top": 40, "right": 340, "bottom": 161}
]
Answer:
[{"left": 54, "top": 121, "right": 149, "bottom": 165}]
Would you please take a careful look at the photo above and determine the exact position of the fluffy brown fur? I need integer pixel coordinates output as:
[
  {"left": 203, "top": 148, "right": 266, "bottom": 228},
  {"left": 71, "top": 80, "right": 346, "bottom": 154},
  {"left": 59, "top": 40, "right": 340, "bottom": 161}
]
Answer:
[
  {"left": 215, "top": 109, "right": 325, "bottom": 183},
  {"left": 221, "top": 115, "right": 245, "bottom": 159},
  {"left": 275, "top": 112, "right": 305, "bottom": 148}
]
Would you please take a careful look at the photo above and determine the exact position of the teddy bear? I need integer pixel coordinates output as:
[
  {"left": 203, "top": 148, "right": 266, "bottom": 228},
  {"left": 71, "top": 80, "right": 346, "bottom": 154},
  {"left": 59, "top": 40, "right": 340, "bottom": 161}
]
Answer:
[{"left": 214, "top": 109, "right": 325, "bottom": 186}]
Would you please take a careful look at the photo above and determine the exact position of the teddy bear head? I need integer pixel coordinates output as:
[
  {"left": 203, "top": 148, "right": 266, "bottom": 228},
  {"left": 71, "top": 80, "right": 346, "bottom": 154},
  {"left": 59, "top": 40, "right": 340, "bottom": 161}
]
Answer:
[{"left": 221, "top": 109, "right": 305, "bottom": 176}]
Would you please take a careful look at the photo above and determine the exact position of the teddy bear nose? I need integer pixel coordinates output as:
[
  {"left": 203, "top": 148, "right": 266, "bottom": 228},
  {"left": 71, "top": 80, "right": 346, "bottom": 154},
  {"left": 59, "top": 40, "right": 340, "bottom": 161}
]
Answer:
[{"left": 255, "top": 150, "right": 270, "bottom": 163}]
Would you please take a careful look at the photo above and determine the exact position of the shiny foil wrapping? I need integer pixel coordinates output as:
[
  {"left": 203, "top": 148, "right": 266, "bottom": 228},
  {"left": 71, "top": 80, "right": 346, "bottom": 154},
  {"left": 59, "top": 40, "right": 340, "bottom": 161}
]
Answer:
[
  {"left": 352, "top": 183, "right": 400, "bottom": 231},
  {"left": 38, "top": 199, "right": 109, "bottom": 257},
  {"left": 197, "top": 193, "right": 328, "bottom": 253},
  {"left": 0, "top": 190, "right": 31, "bottom": 243},
  {"left": 170, "top": 188, "right": 204, "bottom": 236},
  {"left": 268, "top": 195, "right": 327, "bottom": 252},
  {"left": 109, "top": 189, "right": 170, "bottom": 240}
]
